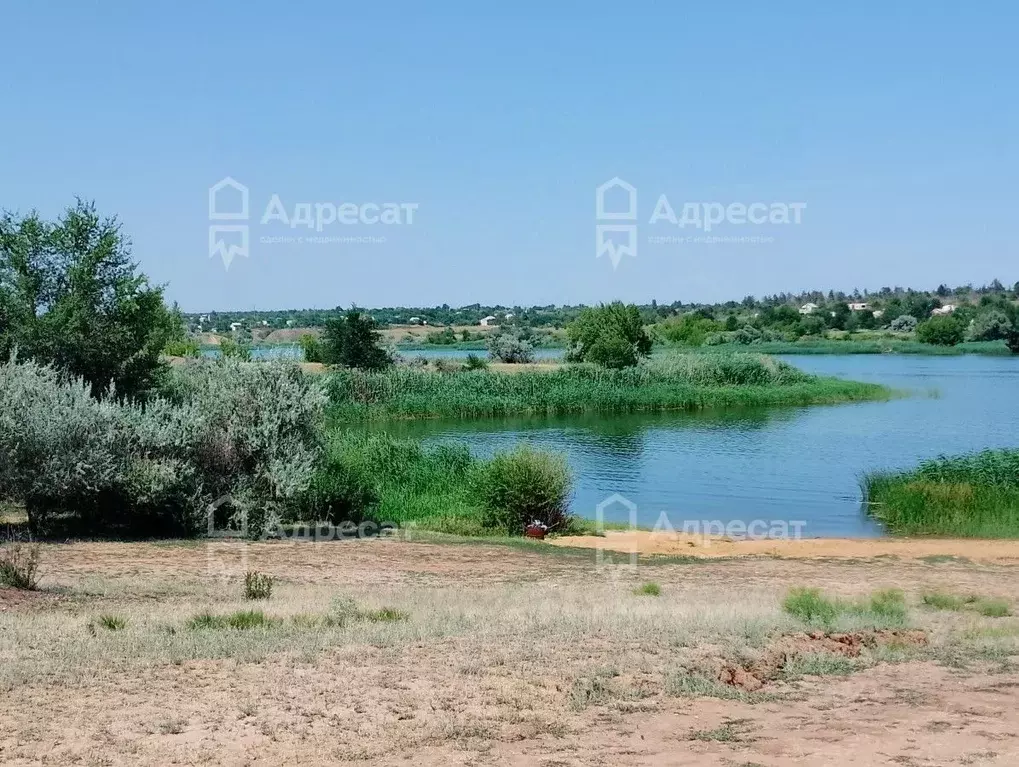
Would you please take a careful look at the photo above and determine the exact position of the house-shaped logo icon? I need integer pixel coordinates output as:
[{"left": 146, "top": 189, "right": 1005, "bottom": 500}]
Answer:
[
  {"left": 596, "top": 177, "right": 637, "bottom": 220},
  {"left": 208, "top": 177, "right": 249, "bottom": 221}
]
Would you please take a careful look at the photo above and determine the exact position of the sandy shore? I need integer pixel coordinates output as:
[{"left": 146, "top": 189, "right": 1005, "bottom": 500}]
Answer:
[{"left": 551, "top": 530, "right": 1019, "bottom": 563}]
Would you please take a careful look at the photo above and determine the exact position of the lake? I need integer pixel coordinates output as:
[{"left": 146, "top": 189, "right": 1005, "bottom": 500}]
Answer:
[{"left": 377, "top": 354, "right": 1019, "bottom": 537}]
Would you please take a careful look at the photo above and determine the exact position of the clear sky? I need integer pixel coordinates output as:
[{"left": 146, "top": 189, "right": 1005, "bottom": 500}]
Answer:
[{"left": 2, "top": 2, "right": 1016, "bottom": 312}]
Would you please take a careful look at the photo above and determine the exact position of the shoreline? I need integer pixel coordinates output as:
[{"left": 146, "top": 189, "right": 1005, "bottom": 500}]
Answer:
[{"left": 550, "top": 530, "right": 1019, "bottom": 563}]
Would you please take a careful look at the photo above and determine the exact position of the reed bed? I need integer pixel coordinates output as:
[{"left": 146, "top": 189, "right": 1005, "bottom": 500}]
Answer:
[
  {"left": 864, "top": 449, "right": 1019, "bottom": 537},
  {"left": 326, "top": 354, "right": 889, "bottom": 422}
]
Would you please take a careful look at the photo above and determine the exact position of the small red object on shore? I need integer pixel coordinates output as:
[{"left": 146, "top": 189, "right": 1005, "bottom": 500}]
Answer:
[{"left": 525, "top": 521, "right": 548, "bottom": 539}]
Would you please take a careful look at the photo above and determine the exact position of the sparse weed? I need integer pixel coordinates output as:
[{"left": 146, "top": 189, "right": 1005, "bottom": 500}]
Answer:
[
  {"left": 244, "top": 571, "right": 274, "bottom": 600},
  {"left": 689, "top": 717, "right": 756, "bottom": 743},
  {"left": 97, "top": 615, "right": 128, "bottom": 632},
  {"left": 922, "top": 591, "right": 1011, "bottom": 617},
  {"left": 782, "top": 653, "right": 858, "bottom": 678},
  {"left": 782, "top": 587, "right": 840, "bottom": 626},
  {"left": 634, "top": 581, "right": 662, "bottom": 597},
  {"left": 188, "top": 610, "right": 277, "bottom": 631},
  {"left": 0, "top": 541, "right": 41, "bottom": 590}
]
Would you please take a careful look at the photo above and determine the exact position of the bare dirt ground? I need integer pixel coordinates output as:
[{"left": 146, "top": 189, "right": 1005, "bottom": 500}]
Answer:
[{"left": 2, "top": 537, "right": 1018, "bottom": 766}]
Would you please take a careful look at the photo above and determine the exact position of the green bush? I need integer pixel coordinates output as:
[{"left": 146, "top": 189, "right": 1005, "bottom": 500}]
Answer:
[
  {"left": 0, "top": 541, "right": 40, "bottom": 590},
  {"left": 634, "top": 582, "right": 662, "bottom": 596},
  {"left": 0, "top": 357, "right": 325, "bottom": 537},
  {"left": 299, "top": 333, "right": 323, "bottom": 363},
  {"left": 916, "top": 315, "right": 964, "bottom": 346},
  {"left": 782, "top": 587, "right": 840, "bottom": 626},
  {"left": 244, "top": 571, "right": 274, "bottom": 600},
  {"left": 476, "top": 446, "right": 573, "bottom": 533},
  {"left": 463, "top": 353, "right": 488, "bottom": 371},
  {"left": 322, "top": 308, "right": 392, "bottom": 369},
  {"left": 566, "top": 302, "right": 651, "bottom": 368},
  {"left": 487, "top": 334, "right": 535, "bottom": 363}
]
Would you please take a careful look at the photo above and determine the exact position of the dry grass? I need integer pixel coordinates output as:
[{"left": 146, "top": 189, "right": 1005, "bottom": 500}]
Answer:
[{"left": 2, "top": 539, "right": 1019, "bottom": 765}]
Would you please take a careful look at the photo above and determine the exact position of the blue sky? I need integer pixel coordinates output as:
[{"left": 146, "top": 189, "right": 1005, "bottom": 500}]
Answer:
[{"left": 2, "top": 2, "right": 1016, "bottom": 312}]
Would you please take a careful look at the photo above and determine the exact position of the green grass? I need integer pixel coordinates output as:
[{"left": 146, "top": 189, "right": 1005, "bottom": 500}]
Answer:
[
  {"left": 188, "top": 609, "right": 277, "bottom": 630},
  {"left": 782, "top": 587, "right": 908, "bottom": 628},
  {"left": 864, "top": 449, "right": 1019, "bottom": 538},
  {"left": 781, "top": 653, "right": 859, "bottom": 678},
  {"left": 96, "top": 615, "right": 128, "bottom": 631},
  {"left": 325, "top": 354, "right": 890, "bottom": 422},
  {"left": 923, "top": 591, "right": 1013, "bottom": 617},
  {"left": 633, "top": 581, "right": 662, "bottom": 597}
]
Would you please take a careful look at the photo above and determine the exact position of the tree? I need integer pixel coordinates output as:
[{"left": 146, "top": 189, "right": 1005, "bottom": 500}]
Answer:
[
  {"left": 0, "top": 200, "right": 176, "bottom": 400},
  {"left": 298, "top": 333, "right": 323, "bottom": 363},
  {"left": 916, "top": 315, "right": 964, "bottom": 346},
  {"left": 889, "top": 314, "right": 918, "bottom": 332},
  {"left": 967, "top": 310, "right": 1012, "bottom": 342},
  {"left": 487, "top": 333, "right": 534, "bottom": 363},
  {"left": 322, "top": 307, "right": 392, "bottom": 369},
  {"left": 565, "top": 302, "right": 652, "bottom": 368}
]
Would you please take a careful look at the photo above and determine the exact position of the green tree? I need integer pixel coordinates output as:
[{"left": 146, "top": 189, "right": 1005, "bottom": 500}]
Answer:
[
  {"left": 322, "top": 307, "right": 392, "bottom": 369},
  {"left": 565, "top": 302, "right": 652, "bottom": 368},
  {"left": 916, "top": 315, "right": 964, "bottom": 346},
  {"left": 0, "top": 200, "right": 176, "bottom": 400},
  {"left": 298, "top": 333, "right": 323, "bottom": 363}
]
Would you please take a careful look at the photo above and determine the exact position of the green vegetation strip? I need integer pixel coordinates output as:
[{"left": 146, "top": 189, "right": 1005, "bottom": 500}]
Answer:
[
  {"left": 864, "top": 449, "right": 1019, "bottom": 538},
  {"left": 326, "top": 354, "right": 890, "bottom": 422}
]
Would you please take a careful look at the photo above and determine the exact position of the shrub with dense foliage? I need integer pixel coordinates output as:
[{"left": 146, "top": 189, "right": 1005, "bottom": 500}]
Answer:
[
  {"left": 0, "top": 357, "right": 325, "bottom": 537},
  {"left": 889, "top": 314, "right": 918, "bottom": 332},
  {"left": 487, "top": 333, "right": 535, "bottom": 363},
  {"left": 566, "top": 302, "right": 652, "bottom": 368},
  {"left": 916, "top": 315, "right": 965, "bottom": 346},
  {"left": 476, "top": 446, "right": 573, "bottom": 533},
  {"left": 0, "top": 201, "right": 179, "bottom": 400},
  {"left": 322, "top": 308, "right": 392, "bottom": 369}
]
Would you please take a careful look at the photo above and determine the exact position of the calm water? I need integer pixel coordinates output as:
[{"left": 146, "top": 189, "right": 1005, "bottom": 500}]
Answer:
[{"left": 378, "top": 355, "right": 1019, "bottom": 537}]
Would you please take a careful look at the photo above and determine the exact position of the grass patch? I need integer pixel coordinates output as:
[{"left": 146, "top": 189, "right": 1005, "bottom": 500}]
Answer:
[
  {"left": 326, "top": 354, "right": 890, "bottom": 422},
  {"left": 0, "top": 541, "right": 41, "bottom": 590},
  {"left": 922, "top": 591, "right": 969, "bottom": 611},
  {"left": 864, "top": 449, "right": 1019, "bottom": 538},
  {"left": 96, "top": 615, "right": 128, "bottom": 632},
  {"left": 664, "top": 671, "right": 772, "bottom": 703},
  {"left": 782, "top": 587, "right": 907, "bottom": 628},
  {"left": 633, "top": 581, "right": 662, "bottom": 597},
  {"left": 243, "top": 571, "right": 274, "bottom": 600},
  {"left": 188, "top": 609, "right": 278, "bottom": 631},
  {"left": 569, "top": 667, "right": 620, "bottom": 710},
  {"left": 974, "top": 598, "right": 1012, "bottom": 618},
  {"left": 782, "top": 653, "right": 859, "bottom": 678}
]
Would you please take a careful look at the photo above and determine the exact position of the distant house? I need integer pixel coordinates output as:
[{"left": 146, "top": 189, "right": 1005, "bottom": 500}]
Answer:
[
  {"left": 479, "top": 315, "right": 497, "bottom": 327},
  {"left": 799, "top": 303, "right": 818, "bottom": 315},
  {"left": 408, "top": 316, "right": 422, "bottom": 324},
  {"left": 872, "top": 309, "right": 885, "bottom": 319},
  {"left": 229, "top": 322, "right": 242, "bottom": 333},
  {"left": 848, "top": 302, "right": 869, "bottom": 311},
  {"left": 504, "top": 312, "right": 515, "bottom": 320},
  {"left": 931, "top": 304, "right": 957, "bottom": 316}
]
